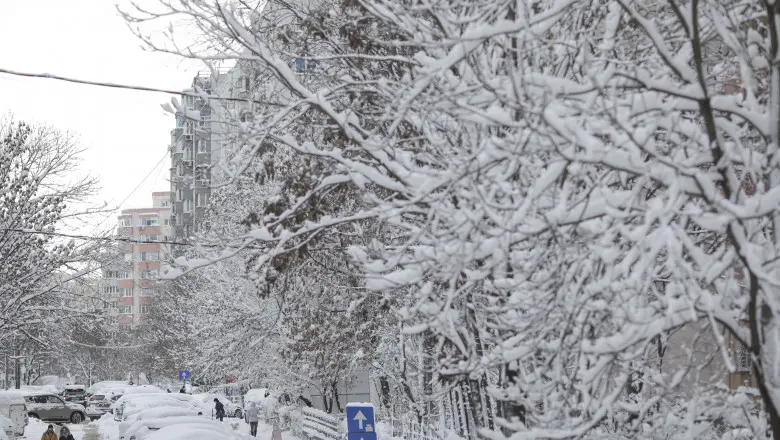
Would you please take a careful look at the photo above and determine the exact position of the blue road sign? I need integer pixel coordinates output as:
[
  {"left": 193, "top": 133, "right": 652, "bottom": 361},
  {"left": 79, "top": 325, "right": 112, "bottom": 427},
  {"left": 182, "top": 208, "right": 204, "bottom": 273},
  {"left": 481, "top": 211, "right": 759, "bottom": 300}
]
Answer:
[
  {"left": 178, "top": 370, "right": 191, "bottom": 381},
  {"left": 348, "top": 433, "right": 376, "bottom": 440},
  {"left": 346, "top": 404, "right": 375, "bottom": 434}
]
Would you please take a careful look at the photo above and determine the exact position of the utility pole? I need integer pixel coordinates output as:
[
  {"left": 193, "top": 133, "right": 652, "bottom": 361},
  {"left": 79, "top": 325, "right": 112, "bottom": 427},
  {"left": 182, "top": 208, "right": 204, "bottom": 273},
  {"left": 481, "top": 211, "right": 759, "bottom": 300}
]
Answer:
[
  {"left": 4, "top": 346, "right": 8, "bottom": 390},
  {"left": 14, "top": 341, "right": 20, "bottom": 389}
]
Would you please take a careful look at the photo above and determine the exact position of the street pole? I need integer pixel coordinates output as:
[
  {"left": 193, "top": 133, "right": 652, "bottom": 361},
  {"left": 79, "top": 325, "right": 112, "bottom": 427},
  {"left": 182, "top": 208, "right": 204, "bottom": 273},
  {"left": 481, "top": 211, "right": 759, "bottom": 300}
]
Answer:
[
  {"left": 4, "top": 346, "right": 8, "bottom": 390},
  {"left": 14, "top": 340, "right": 20, "bottom": 389}
]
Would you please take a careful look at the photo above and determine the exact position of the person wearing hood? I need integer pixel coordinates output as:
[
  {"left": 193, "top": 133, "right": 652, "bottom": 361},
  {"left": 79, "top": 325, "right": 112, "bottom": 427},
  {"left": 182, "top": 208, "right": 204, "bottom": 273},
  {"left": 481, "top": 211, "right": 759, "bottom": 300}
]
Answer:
[
  {"left": 59, "top": 426, "right": 75, "bottom": 440},
  {"left": 214, "top": 398, "right": 226, "bottom": 422},
  {"left": 40, "top": 425, "right": 57, "bottom": 440},
  {"left": 245, "top": 402, "right": 260, "bottom": 436}
]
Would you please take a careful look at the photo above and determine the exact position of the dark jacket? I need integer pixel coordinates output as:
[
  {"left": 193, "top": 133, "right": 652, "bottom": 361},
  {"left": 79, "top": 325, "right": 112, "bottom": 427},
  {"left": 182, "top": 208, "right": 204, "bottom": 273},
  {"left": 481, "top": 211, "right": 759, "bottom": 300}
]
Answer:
[
  {"left": 214, "top": 400, "right": 225, "bottom": 415},
  {"left": 59, "top": 435, "right": 75, "bottom": 440},
  {"left": 59, "top": 428, "right": 75, "bottom": 440}
]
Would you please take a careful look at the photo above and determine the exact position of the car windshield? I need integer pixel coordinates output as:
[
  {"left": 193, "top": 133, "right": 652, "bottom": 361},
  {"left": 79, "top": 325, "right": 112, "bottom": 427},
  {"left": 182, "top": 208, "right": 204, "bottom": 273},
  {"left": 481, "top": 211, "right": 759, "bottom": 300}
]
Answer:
[{"left": 65, "top": 389, "right": 85, "bottom": 395}]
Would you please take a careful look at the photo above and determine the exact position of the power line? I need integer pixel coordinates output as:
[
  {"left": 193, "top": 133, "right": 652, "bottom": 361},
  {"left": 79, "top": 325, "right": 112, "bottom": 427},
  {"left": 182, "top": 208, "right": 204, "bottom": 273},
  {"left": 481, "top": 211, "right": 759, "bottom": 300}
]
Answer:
[
  {"left": 88, "top": 151, "right": 170, "bottom": 235},
  {"left": 0, "top": 227, "right": 267, "bottom": 250},
  {"left": 0, "top": 67, "right": 284, "bottom": 106}
]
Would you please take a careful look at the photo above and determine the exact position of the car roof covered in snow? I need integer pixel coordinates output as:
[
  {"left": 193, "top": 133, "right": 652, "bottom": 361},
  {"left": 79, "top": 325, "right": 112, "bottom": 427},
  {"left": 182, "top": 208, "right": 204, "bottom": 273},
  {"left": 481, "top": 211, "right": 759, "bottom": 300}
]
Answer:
[
  {"left": 144, "top": 423, "right": 238, "bottom": 440},
  {"left": 124, "top": 416, "right": 224, "bottom": 439}
]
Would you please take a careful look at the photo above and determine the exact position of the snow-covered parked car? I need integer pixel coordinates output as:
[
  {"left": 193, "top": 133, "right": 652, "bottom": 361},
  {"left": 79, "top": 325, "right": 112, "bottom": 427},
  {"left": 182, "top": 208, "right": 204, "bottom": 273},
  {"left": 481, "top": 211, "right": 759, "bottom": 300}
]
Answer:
[
  {"left": 115, "top": 396, "right": 195, "bottom": 422},
  {"left": 23, "top": 393, "right": 85, "bottom": 424},
  {"left": 142, "top": 421, "right": 244, "bottom": 440},
  {"left": 194, "top": 394, "right": 243, "bottom": 419},
  {"left": 123, "top": 416, "right": 226, "bottom": 440},
  {"left": 118, "top": 407, "right": 202, "bottom": 439}
]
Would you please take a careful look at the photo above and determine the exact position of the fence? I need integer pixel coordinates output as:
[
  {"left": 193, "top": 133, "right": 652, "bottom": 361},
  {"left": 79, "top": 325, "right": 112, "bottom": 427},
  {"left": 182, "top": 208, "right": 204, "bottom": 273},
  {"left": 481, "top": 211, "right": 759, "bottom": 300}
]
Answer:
[{"left": 302, "top": 407, "right": 342, "bottom": 440}]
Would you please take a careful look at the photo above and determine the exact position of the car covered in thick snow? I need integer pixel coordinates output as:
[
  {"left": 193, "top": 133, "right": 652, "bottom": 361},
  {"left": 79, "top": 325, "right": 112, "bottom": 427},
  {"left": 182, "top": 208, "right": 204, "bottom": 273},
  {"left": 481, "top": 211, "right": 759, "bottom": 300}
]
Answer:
[
  {"left": 142, "top": 422, "right": 245, "bottom": 440},
  {"left": 123, "top": 415, "right": 229, "bottom": 440},
  {"left": 118, "top": 407, "right": 202, "bottom": 439},
  {"left": 114, "top": 395, "right": 196, "bottom": 422}
]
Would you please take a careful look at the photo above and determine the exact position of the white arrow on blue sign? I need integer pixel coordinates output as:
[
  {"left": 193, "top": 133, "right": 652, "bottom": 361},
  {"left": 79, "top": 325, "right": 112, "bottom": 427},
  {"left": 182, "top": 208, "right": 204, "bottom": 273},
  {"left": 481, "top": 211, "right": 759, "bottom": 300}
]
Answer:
[
  {"left": 346, "top": 404, "right": 375, "bottom": 434},
  {"left": 178, "top": 370, "right": 191, "bottom": 381}
]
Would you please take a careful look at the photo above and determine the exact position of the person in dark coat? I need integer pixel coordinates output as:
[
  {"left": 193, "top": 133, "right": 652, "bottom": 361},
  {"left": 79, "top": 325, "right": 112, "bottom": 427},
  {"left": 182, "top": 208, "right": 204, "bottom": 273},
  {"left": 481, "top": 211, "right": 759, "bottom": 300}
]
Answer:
[
  {"left": 214, "top": 398, "right": 226, "bottom": 422},
  {"left": 59, "top": 426, "right": 75, "bottom": 440}
]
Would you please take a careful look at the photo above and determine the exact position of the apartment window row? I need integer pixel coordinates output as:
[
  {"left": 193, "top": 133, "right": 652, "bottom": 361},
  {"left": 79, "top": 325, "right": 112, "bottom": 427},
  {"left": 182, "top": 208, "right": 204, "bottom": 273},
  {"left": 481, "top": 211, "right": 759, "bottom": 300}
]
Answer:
[
  {"left": 141, "top": 218, "right": 159, "bottom": 226},
  {"left": 104, "top": 285, "right": 117, "bottom": 294},
  {"left": 141, "top": 305, "right": 151, "bottom": 314},
  {"left": 141, "top": 270, "right": 159, "bottom": 280},
  {"left": 118, "top": 306, "right": 132, "bottom": 315},
  {"left": 120, "top": 288, "right": 133, "bottom": 297},
  {"left": 141, "top": 251, "right": 160, "bottom": 261}
]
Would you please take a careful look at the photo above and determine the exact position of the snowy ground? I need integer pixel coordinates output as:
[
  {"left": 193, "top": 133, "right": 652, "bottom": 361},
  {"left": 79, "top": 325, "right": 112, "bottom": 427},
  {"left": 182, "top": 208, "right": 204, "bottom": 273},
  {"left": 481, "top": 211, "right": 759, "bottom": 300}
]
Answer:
[
  {"left": 22, "top": 418, "right": 94, "bottom": 440},
  {"left": 95, "top": 415, "right": 301, "bottom": 440}
]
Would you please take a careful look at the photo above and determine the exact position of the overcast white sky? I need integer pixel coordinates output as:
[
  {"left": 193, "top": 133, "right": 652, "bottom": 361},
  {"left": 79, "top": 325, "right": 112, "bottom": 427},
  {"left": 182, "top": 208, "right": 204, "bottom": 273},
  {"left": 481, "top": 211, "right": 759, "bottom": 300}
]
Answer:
[{"left": 0, "top": 0, "right": 199, "bottom": 232}]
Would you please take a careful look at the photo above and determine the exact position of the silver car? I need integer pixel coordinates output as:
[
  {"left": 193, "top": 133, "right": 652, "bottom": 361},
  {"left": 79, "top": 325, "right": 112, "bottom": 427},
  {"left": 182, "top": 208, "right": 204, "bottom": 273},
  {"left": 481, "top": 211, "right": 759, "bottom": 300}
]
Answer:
[{"left": 23, "top": 394, "right": 86, "bottom": 424}]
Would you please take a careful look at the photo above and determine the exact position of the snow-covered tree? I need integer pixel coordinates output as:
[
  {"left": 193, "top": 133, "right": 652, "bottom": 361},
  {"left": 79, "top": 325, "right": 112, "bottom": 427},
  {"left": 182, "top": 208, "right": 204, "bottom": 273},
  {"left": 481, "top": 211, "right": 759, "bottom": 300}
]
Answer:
[{"left": 126, "top": 0, "right": 780, "bottom": 437}]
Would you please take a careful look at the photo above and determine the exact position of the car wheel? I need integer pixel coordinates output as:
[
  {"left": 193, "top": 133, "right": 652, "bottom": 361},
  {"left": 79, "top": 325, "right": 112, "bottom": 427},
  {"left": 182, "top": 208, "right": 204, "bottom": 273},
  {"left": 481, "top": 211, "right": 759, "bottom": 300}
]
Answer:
[
  {"left": 70, "top": 412, "right": 83, "bottom": 424},
  {"left": 234, "top": 409, "right": 242, "bottom": 418}
]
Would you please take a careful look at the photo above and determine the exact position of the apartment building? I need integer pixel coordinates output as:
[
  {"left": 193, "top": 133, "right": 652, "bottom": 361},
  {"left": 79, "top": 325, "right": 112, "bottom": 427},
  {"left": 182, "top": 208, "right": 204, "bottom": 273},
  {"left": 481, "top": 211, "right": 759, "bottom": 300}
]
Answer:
[
  {"left": 169, "top": 72, "right": 232, "bottom": 248},
  {"left": 102, "top": 192, "right": 172, "bottom": 328}
]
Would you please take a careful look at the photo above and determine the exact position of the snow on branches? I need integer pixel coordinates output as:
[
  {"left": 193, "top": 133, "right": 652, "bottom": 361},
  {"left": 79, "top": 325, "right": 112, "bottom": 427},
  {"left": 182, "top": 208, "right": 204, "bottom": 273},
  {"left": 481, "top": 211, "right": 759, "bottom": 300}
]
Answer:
[{"left": 126, "top": 0, "right": 780, "bottom": 437}]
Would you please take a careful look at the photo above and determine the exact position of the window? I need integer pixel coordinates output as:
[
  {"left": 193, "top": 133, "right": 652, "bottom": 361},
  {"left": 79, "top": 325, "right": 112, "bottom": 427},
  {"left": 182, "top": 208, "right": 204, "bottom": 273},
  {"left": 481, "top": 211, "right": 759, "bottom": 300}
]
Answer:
[
  {"left": 141, "top": 270, "right": 158, "bottom": 280},
  {"left": 142, "top": 218, "right": 158, "bottom": 226},
  {"left": 161, "top": 201, "right": 169, "bottom": 207},
  {"left": 120, "top": 288, "right": 133, "bottom": 297},
  {"left": 185, "top": 146, "right": 193, "bottom": 160},
  {"left": 119, "top": 271, "right": 131, "bottom": 279},
  {"left": 164, "top": 219, "right": 170, "bottom": 226},
  {"left": 196, "top": 139, "right": 206, "bottom": 153},
  {"left": 119, "top": 217, "right": 132, "bottom": 227},
  {"left": 104, "top": 285, "right": 117, "bottom": 294},
  {"left": 104, "top": 270, "right": 119, "bottom": 279},
  {"left": 141, "top": 252, "right": 159, "bottom": 261},
  {"left": 146, "top": 235, "right": 159, "bottom": 242},
  {"left": 195, "top": 193, "right": 201, "bottom": 207},
  {"left": 240, "top": 76, "right": 250, "bottom": 91},
  {"left": 141, "top": 305, "right": 151, "bottom": 314},
  {"left": 118, "top": 306, "right": 132, "bottom": 315},
  {"left": 176, "top": 189, "right": 183, "bottom": 201},
  {"left": 46, "top": 396, "right": 64, "bottom": 405},
  {"left": 184, "top": 199, "right": 192, "bottom": 212}
]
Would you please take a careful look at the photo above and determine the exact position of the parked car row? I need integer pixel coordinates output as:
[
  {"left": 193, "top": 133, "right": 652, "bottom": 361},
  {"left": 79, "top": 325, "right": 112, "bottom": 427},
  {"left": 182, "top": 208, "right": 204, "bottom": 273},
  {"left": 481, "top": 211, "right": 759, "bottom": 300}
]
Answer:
[{"left": 111, "top": 392, "right": 248, "bottom": 440}]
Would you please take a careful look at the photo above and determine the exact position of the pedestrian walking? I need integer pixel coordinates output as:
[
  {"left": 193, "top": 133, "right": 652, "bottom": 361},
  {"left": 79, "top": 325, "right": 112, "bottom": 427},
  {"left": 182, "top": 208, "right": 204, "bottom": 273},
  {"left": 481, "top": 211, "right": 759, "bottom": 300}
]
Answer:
[
  {"left": 59, "top": 426, "right": 75, "bottom": 440},
  {"left": 40, "top": 425, "right": 57, "bottom": 440},
  {"left": 245, "top": 402, "right": 259, "bottom": 437},
  {"left": 272, "top": 420, "right": 283, "bottom": 440},
  {"left": 214, "top": 398, "right": 226, "bottom": 422}
]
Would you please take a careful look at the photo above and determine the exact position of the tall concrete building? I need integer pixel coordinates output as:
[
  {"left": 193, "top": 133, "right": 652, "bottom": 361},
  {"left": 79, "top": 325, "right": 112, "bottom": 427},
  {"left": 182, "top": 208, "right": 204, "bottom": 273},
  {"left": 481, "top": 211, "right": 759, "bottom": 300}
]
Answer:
[
  {"left": 169, "top": 72, "right": 231, "bottom": 247},
  {"left": 102, "top": 192, "right": 172, "bottom": 329}
]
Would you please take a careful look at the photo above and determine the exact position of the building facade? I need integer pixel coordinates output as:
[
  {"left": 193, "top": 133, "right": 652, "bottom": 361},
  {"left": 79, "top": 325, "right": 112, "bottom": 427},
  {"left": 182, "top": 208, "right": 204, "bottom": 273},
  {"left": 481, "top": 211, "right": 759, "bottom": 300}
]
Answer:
[
  {"left": 169, "top": 72, "right": 230, "bottom": 247},
  {"left": 102, "top": 192, "right": 172, "bottom": 328}
]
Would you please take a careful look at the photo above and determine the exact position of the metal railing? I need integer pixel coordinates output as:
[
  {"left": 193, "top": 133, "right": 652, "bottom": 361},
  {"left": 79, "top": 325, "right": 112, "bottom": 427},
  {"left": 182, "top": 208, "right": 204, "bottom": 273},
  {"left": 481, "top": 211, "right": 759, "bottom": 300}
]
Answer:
[{"left": 302, "top": 407, "right": 341, "bottom": 440}]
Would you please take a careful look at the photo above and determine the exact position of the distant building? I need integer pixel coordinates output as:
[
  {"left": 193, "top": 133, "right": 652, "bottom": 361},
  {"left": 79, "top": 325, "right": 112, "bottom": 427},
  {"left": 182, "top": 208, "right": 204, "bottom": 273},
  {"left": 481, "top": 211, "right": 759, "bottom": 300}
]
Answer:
[
  {"left": 102, "top": 192, "right": 172, "bottom": 328},
  {"left": 169, "top": 72, "right": 229, "bottom": 248}
]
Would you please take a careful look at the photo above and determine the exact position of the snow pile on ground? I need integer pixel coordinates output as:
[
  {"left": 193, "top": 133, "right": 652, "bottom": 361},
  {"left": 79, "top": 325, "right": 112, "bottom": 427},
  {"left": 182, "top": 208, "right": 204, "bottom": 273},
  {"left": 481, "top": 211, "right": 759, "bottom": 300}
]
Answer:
[
  {"left": 23, "top": 419, "right": 86, "bottom": 440},
  {"left": 95, "top": 414, "right": 119, "bottom": 440}
]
